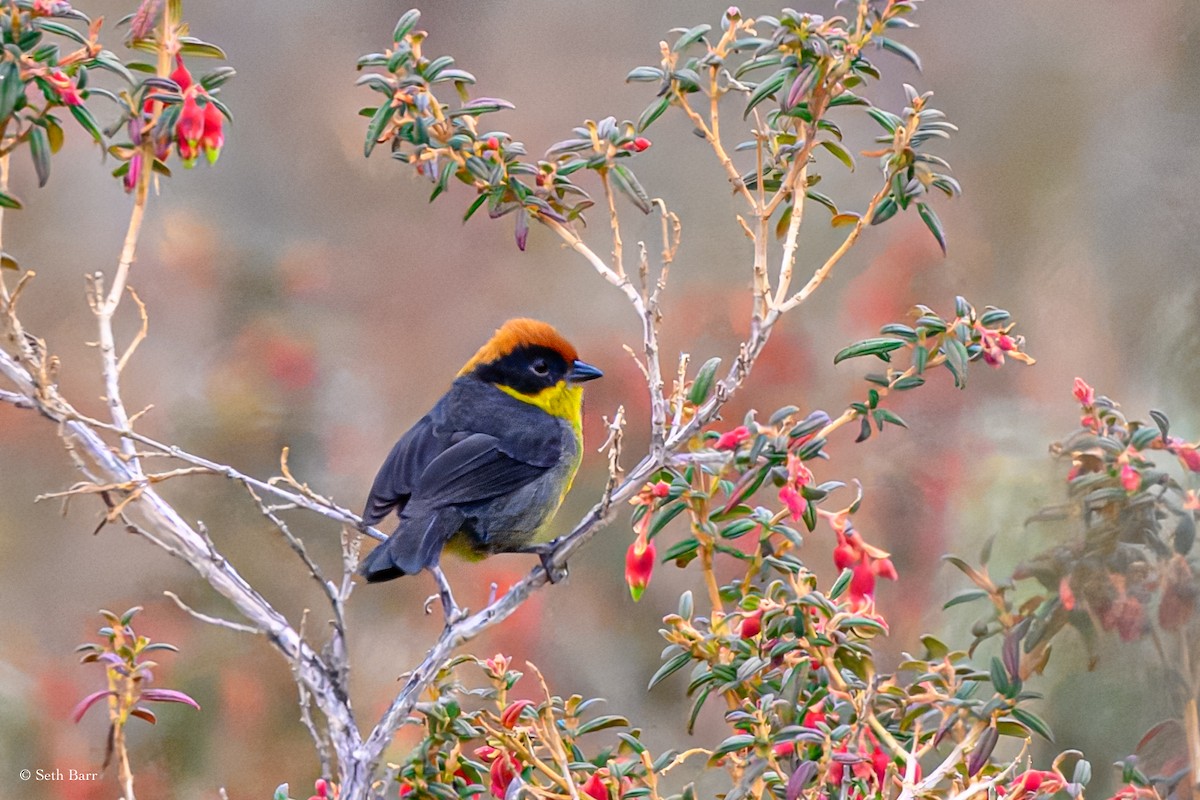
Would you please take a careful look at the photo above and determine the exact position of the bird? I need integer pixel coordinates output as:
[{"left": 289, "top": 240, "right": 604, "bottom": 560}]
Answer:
[{"left": 358, "top": 318, "right": 603, "bottom": 621}]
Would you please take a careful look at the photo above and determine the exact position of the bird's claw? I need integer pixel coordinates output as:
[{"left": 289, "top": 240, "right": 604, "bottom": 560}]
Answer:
[
  {"left": 429, "top": 564, "right": 467, "bottom": 627},
  {"left": 537, "top": 548, "right": 569, "bottom": 584}
]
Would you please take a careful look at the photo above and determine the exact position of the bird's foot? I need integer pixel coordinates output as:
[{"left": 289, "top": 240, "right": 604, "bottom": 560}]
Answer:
[
  {"left": 519, "top": 541, "right": 569, "bottom": 583},
  {"left": 429, "top": 564, "right": 468, "bottom": 627}
]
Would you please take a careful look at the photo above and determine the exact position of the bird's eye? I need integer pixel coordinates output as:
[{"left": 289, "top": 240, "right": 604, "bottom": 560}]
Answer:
[{"left": 532, "top": 359, "right": 549, "bottom": 376}]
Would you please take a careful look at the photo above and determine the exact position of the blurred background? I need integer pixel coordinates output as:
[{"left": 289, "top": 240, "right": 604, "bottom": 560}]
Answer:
[{"left": 1, "top": 0, "right": 1197, "bottom": 797}]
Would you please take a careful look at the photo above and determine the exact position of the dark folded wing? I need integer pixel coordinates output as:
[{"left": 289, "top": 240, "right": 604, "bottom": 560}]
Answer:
[
  {"left": 362, "top": 414, "right": 444, "bottom": 526},
  {"left": 414, "top": 432, "right": 550, "bottom": 507}
]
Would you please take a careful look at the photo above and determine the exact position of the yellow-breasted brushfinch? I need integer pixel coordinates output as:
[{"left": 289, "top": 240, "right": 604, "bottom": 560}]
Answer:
[{"left": 359, "top": 319, "right": 602, "bottom": 610}]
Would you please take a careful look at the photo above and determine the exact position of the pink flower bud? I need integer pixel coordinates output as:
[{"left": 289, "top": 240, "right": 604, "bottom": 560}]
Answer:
[
  {"left": 123, "top": 152, "right": 142, "bottom": 193},
  {"left": 625, "top": 538, "right": 656, "bottom": 602},
  {"left": 1072, "top": 377, "right": 1095, "bottom": 407},
  {"left": 632, "top": 136, "right": 651, "bottom": 152},
  {"left": 739, "top": 609, "right": 763, "bottom": 639}
]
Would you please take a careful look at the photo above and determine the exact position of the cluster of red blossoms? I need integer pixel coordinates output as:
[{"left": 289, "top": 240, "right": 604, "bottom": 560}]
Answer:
[
  {"left": 126, "top": 56, "right": 224, "bottom": 191},
  {"left": 1073, "top": 377, "right": 1200, "bottom": 477},
  {"left": 828, "top": 510, "right": 897, "bottom": 611}
]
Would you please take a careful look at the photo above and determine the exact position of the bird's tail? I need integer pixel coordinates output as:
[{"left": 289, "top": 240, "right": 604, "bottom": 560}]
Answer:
[{"left": 359, "top": 508, "right": 463, "bottom": 583}]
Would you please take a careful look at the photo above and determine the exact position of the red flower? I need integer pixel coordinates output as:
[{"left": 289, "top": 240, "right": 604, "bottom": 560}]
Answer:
[
  {"left": 849, "top": 561, "right": 876, "bottom": 607},
  {"left": 625, "top": 537, "right": 655, "bottom": 601},
  {"left": 1176, "top": 443, "right": 1200, "bottom": 473},
  {"left": 171, "top": 55, "right": 193, "bottom": 92},
  {"left": 1000, "top": 770, "right": 1063, "bottom": 799},
  {"left": 176, "top": 93, "right": 205, "bottom": 149},
  {"left": 46, "top": 69, "right": 82, "bottom": 106},
  {"left": 581, "top": 772, "right": 609, "bottom": 800},
  {"left": 832, "top": 542, "right": 857, "bottom": 571},
  {"left": 1119, "top": 463, "right": 1140, "bottom": 493},
  {"left": 779, "top": 485, "right": 806, "bottom": 521},
  {"left": 489, "top": 751, "right": 519, "bottom": 798},
  {"left": 715, "top": 425, "right": 751, "bottom": 450},
  {"left": 1072, "top": 377, "right": 1095, "bottom": 407},
  {"left": 649, "top": 480, "right": 670, "bottom": 498},
  {"left": 201, "top": 99, "right": 225, "bottom": 164},
  {"left": 500, "top": 698, "right": 535, "bottom": 729},
  {"left": 739, "top": 609, "right": 763, "bottom": 639}
]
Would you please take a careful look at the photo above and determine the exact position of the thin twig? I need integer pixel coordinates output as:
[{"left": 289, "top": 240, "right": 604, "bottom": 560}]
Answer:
[{"left": 164, "top": 591, "right": 260, "bottom": 636}]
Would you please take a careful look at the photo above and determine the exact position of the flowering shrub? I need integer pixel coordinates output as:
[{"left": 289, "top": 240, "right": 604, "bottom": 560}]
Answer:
[{"left": 948, "top": 380, "right": 1200, "bottom": 798}]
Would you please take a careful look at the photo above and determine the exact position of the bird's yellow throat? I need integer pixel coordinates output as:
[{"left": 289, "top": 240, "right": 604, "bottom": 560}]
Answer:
[{"left": 496, "top": 381, "right": 583, "bottom": 437}]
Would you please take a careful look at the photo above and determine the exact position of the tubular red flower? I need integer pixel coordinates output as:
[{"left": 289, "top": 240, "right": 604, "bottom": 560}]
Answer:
[
  {"left": 849, "top": 560, "right": 876, "bottom": 607},
  {"left": 46, "top": 69, "right": 82, "bottom": 106},
  {"left": 176, "top": 93, "right": 205, "bottom": 148},
  {"left": 581, "top": 772, "right": 609, "bottom": 800},
  {"left": 171, "top": 55, "right": 193, "bottom": 92},
  {"left": 779, "top": 485, "right": 807, "bottom": 521},
  {"left": 201, "top": 100, "right": 225, "bottom": 164},
  {"left": 715, "top": 425, "right": 751, "bottom": 450},
  {"left": 625, "top": 537, "right": 656, "bottom": 601}
]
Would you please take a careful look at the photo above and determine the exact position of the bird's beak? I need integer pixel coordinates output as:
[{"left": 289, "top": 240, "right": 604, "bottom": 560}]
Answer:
[{"left": 569, "top": 359, "right": 604, "bottom": 383}]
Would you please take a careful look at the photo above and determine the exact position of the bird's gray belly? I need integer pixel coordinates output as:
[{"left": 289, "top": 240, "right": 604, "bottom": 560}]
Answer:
[{"left": 463, "top": 423, "right": 579, "bottom": 553}]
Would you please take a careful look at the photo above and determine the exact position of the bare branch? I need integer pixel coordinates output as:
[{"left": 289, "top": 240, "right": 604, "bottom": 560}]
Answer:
[{"left": 164, "top": 590, "right": 260, "bottom": 636}]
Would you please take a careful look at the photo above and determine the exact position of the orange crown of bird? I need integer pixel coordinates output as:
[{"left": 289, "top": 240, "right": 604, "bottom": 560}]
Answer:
[{"left": 457, "top": 318, "right": 580, "bottom": 375}]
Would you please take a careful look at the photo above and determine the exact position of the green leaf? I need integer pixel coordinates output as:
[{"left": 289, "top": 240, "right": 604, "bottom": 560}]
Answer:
[
  {"left": 662, "top": 537, "right": 699, "bottom": 565},
  {"left": 610, "top": 164, "right": 652, "bottom": 214},
  {"left": 819, "top": 140, "right": 854, "bottom": 171},
  {"left": 878, "top": 38, "right": 922, "bottom": 71},
  {"left": 688, "top": 356, "right": 721, "bottom": 405},
  {"left": 917, "top": 202, "right": 946, "bottom": 254},
  {"left": 638, "top": 97, "right": 670, "bottom": 132},
  {"left": 866, "top": 107, "right": 900, "bottom": 134},
  {"left": 673, "top": 24, "right": 712, "bottom": 52},
  {"left": 829, "top": 568, "right": 852, "bottom": 600},
  {"left": 68, "top": 104, "right": 103, "bottom": 144},
  {"left": 363, "top": 102, "right": 393, "bottom": 157},
  {"left": 576, "top": 714, "right": 630, "bottom": 736},
  {"left": 1011, "top": 707, "right": 1054, "bottom": 742},
  {"left": 648, "top": 652, "right": 693, "bottom": 690},
  {"left": 943, "top": 589, "right": 988, "bottom": 609},
  {"left": 649, "top": 501, "right": 687, "bottom": 537},
  {"left": 0, "top": 62, "right": 22, "bottom": 122},
  {"left": 720, "top": 520, "right": 758, "bottom": 540},
  {"left": 39, "top": 20, "right": 89, "bottom": 46},
  {"left": 393, "top": 9, "right": 421, "bottom": 43},
  {"left": 871, "top": 408, "right": 907, "bottom": 431},
  {"left": 941, "top": 337, "right": 969, "bottom": 388},
  {"left": 744, "top": 68, "right": 787, "bottom": 119},
  {"left": 833, "top": 338, "right": 906, "bottom": 365},
  {"left": 626, "top": 66, "right": 664, "bottom": 83},
  {"left": 713, "top": 734, "right": 756, "bottom": 757},
  {"left": 870, "top": 196, "right": 898, "bottom": 225},
  {"left": 28, "top": 126, "right": 50, "bottom": 187},
  {"left": 178, "top": 38, "right": 227, "bottom": 59}
]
